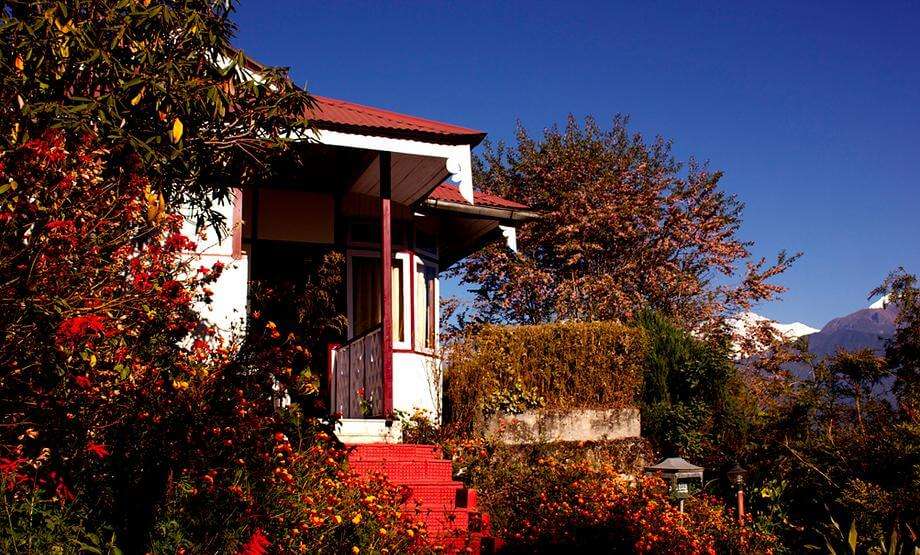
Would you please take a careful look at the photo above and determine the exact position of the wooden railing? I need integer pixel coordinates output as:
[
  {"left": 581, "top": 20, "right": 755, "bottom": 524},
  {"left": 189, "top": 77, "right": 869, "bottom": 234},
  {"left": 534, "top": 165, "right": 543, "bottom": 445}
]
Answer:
[{"left": 330, "top": 325, "right": 384, "bottom": 418}]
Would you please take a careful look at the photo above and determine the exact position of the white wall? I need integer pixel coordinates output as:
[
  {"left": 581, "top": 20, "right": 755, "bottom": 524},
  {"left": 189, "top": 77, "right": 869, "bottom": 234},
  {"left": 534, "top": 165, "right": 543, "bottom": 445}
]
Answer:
[
  {"left": 196, "top": 254, "right": 248, "bottom": 338},
  {"left": 182, "top": 190, "right": 249, "bottom": 340},
  {"left": 392, "top": 351, "right": 441, "bottom": 421}
]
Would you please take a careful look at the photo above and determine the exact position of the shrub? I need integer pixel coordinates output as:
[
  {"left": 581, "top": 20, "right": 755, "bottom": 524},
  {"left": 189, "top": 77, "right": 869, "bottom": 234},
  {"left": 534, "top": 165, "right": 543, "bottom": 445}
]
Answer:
[
  {"left": 444, "top": 438, "right": 774, "bottom": 554},
  {"left": 635, "top": 310, "right": 752, "bottom": 463},
  {"left": 0, "top": 466, "right": 118, "bottom": 554},
  {"left": 0, "top": 123, "right": 430, "bottom": 555},
  {"left": 444, "top": 321, "right": 647, "bottom": 430},
  {"left": 150, "top": 417, "right": 431, "bottom": 554}
]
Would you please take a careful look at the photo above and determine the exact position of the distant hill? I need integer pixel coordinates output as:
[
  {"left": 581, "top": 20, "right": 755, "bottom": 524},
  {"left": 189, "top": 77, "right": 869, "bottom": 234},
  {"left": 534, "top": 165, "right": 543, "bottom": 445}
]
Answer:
[
  {"left": 732, "top": 296, "right": 898, "bottom": 359},
  {"left": 806, "top": 300, "right": 898, "bottom": 357}
]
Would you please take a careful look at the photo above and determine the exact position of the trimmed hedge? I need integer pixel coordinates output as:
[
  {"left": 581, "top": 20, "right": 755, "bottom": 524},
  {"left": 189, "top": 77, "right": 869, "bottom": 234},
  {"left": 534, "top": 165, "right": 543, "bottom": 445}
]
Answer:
[{"left": 444, "top": 321, "right": 647, "bottom": 429}]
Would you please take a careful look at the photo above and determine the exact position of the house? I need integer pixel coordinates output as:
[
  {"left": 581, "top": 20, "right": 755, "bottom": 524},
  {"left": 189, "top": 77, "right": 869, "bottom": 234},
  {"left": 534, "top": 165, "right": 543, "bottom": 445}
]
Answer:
[{"left": 188, "top": 93, "right": 537, "bottom": 443}]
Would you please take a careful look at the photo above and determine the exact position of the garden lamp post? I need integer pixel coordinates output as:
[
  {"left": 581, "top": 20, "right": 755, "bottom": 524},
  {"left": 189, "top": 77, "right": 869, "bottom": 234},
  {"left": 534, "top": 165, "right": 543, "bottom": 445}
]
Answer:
[
  {"left": 645, "top": 457, "right": 705, "bottom": 513},
  {"left": 726, "top": 463, "right": 748, "bottom": 523}
]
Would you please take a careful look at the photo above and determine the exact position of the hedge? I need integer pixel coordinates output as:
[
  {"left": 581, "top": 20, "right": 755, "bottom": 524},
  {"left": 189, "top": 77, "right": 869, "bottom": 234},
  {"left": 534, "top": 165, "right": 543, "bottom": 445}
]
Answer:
[{"left": 444, "top": 321, "right": 647, "bottom": 429}]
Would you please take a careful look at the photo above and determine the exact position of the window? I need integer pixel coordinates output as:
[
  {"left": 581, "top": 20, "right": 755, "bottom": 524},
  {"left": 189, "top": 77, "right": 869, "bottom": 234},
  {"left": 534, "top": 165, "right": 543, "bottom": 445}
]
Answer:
[
  {"left": 350, "top": 255, "right": 405, "bottom": 342},
  {"left": 414, "top": 260, "right": 438, "bottom": 350}
]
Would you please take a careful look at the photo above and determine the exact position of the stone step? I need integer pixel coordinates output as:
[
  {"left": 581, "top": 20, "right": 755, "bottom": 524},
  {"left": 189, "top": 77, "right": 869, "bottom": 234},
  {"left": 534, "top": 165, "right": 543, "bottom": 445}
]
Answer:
[
  {"left": 342, "top": 441, "right": 494, "bottom": 554},
  {"left": 335, "top": 419, "right": 402, "bottom": 444}
]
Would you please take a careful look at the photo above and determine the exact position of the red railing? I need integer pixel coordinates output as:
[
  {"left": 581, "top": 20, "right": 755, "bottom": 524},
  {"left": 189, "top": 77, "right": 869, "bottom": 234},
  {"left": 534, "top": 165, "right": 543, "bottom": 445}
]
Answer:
[{"left": 329, "top": 325, "right": 384, "bottom": 418}]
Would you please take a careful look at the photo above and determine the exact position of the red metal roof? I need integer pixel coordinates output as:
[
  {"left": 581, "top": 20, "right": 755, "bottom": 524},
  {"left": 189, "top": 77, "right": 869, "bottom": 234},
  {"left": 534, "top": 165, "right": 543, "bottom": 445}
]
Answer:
[
  {"left": 309, "top": 95, "right": 486, "bottom": 146},
  {"left": 427, "top": 183, "right": 529, "bottom": 210}
]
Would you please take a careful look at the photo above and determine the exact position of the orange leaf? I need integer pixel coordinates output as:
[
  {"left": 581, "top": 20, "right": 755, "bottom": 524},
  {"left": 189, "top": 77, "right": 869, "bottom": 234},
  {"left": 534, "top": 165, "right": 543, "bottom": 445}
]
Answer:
[
  {"left": 170, "top": 118, "right": 183, "bottom": 144},
  {"left": 130, "top": 88, "right": 144, "bottom": 106}
]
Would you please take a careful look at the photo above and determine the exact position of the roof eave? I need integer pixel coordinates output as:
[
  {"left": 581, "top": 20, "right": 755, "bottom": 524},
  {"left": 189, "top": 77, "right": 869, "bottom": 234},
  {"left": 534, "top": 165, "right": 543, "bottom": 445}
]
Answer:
[
  {"left": 311, "top": 122, "right": 486, "bottom": 147},
  {"left": 421, "top": 198, "right": 540, "bottom": 222}
]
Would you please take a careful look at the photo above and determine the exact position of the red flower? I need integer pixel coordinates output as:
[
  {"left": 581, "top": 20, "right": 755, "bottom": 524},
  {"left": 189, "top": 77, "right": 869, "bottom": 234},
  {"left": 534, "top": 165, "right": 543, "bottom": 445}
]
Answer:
[
  {"left": 86, "top": 442, "right": 110, "bottom": 459},
  {"left": 56, "top": 314, "right": 107, "bottom": 346},
  {"left": 55, "top": 479, "right": 75, "bottom": 502},
  {"left": 74, "top": 375, "right": 91, "bottom": 389},
  {"left": 238, "top": 529, "right": 270, "bottom": 555},
  {"left": 0, "top": 457, "right": 23, "bottom": 476}
]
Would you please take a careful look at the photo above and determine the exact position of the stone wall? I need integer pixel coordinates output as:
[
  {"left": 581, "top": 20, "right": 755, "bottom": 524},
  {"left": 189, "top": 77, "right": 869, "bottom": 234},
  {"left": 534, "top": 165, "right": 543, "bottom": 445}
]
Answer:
[{"left": 486, "top": 408, "right": 641, "bottom": 444}]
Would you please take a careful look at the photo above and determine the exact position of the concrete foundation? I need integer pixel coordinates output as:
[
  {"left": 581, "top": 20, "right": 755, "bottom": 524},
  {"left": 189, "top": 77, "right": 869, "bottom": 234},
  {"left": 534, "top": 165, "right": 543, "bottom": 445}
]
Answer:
[{"left": 486, "top": 408, "right": 641, "bottom": 444}]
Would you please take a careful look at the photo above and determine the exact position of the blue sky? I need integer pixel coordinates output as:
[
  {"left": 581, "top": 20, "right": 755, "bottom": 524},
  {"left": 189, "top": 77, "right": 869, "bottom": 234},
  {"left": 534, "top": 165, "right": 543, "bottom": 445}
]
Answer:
[{"left": 232, "top": 1, "right": 920, "bottom": 328}]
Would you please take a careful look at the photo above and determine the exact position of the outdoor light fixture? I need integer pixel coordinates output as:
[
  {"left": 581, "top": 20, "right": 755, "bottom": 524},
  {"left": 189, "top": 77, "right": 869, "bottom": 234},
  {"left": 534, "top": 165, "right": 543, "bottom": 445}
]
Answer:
[
  {"left": 727, "top": 463, "right": 748, "bottom": 522},
  {"left": 727, "top": 463, "right": 747, "bottom": 487},
  {"left": 645, "top": 457, "right": 705, "bottom": 512}
]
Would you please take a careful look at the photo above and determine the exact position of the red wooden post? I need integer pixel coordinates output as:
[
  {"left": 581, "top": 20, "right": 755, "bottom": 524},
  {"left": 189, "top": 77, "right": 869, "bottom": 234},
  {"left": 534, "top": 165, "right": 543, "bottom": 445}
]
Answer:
[
  {"left": 379, "top": 152, "right": 394, "bottom": 416},
  {"left": 737, "top": 489, "right": 746, "bottom": 523}
]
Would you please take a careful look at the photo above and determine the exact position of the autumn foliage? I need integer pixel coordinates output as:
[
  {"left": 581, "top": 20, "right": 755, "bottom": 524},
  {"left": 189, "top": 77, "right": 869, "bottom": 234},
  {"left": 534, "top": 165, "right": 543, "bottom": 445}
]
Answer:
[
  {"left": 456, "top": 116, "right": 798, "bottom": 329},
  {"left": 0, "top": 1, "right": 432, "bottom": 552},
  {"left": 0, "top": 128, "right": 428, "bottom": 553},
  {"left": 445, "top": 321, "right": 647, "bottom": 429},
  {"left": 446, "top": 439, "right": 776, "bottom": 554}
]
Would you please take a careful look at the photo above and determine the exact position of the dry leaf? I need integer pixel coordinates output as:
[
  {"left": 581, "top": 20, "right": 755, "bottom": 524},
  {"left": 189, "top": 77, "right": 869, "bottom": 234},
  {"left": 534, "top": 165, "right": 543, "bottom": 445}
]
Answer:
[{"left": 131, "top": 88, "right": 144, "bottom": 106}]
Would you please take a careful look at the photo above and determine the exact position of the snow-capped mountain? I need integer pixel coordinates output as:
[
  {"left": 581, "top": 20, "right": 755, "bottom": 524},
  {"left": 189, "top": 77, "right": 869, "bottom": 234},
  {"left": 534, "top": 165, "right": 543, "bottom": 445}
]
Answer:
[
  {"left": 869, "top": 295, "right": 891, "bottom": 310},
  {"left": 733, "top": 295, "right": 899, "bottom": 359},
  {"left": 728, "top": 311, "right": 820, "bottom": 342}
]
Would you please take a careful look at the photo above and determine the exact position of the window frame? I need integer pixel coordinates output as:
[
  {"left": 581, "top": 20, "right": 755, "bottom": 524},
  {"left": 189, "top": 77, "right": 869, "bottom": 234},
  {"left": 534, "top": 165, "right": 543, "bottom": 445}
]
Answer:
[
  {"left": 345, "top": 249, "right": 411, "bottom": 351},
  {"left": 413, "top": 256, "right": 439, "bottom": 353}
]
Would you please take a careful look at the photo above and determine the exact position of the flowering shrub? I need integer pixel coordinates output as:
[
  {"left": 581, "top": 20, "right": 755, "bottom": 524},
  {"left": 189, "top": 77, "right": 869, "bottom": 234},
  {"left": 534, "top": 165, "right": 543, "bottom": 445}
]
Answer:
[
  {"left": 152, "top": 419, "right": 432, "bottom": 554},
  {"left": 0, "top": 130, "right": 431, "bottom": 553},
  {"left": 446, "top": 439, "right": 775, "bottom": 554}
]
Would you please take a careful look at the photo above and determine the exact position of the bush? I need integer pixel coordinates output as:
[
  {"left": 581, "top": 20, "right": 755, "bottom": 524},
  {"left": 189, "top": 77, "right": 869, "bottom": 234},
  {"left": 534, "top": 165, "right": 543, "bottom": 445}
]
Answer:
[
  {"left": 443, "top": 438, "right": 774, "bottom": 553},
  {"left": 149, "top": 416, "right": 431, "bottom": 554},
  {"left": 635, "top": 310, "right": 752, "bottom": 463},
  {"left": 0, "top": 468, "right": 118, "bottom": 555},
  {"left": 444, "top": 321, "right": 647, "bottom": 430}
]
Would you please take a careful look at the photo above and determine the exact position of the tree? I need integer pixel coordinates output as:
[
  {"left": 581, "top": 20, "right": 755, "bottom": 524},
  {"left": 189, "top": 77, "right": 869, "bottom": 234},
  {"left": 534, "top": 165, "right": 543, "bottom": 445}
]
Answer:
[
  {"left": 0, "top": 3, "right": 431, "bottom": 553},
  {"left": 635, "top": 310, "right": 754, "bottom": 463},
  {"left": 736, "top": 327, "right": 918, "bottom": 550},
  {"left": 0, "top": 0, "right": 313, "bottom": 231},
  {"left": 816, "top": 349, "right": 889, "bottom": 435},
  {"left": 874, "top": 269, "right": 920, "bottom": 422},
  {"left": 454, "top": 116, "right": 798, "bottom": 329}
]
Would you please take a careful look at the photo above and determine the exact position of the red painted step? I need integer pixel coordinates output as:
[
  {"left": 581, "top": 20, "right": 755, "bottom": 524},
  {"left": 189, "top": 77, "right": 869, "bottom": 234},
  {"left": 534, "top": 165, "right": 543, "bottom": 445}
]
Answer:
[
  {"left": 348, "top": 458, "right": 454, "bottom": 482},
  {"left": 349, "top": 443, "right": 442, "bottom": 460},
  {"left": 345, "top": 443, "right": 495, "bottom": 554},
  {"left": 400, "top": 481, "right": 466, "bottom": 510}
]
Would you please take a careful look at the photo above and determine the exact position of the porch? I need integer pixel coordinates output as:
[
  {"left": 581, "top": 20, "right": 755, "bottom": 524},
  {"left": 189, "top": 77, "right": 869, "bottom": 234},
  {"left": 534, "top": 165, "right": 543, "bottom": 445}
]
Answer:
[{"left": 188, "top": 94, "right": 535, "bottom": 434}]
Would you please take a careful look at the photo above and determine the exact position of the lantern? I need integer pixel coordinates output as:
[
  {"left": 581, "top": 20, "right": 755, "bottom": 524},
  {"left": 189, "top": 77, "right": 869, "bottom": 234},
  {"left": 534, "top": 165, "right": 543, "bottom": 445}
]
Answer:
[
  {"left": 726, "top": 463, "right": 748, "bottom": 522},
  {"left": 645, "top": 457, "right": 704, "bottom": 510}
]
